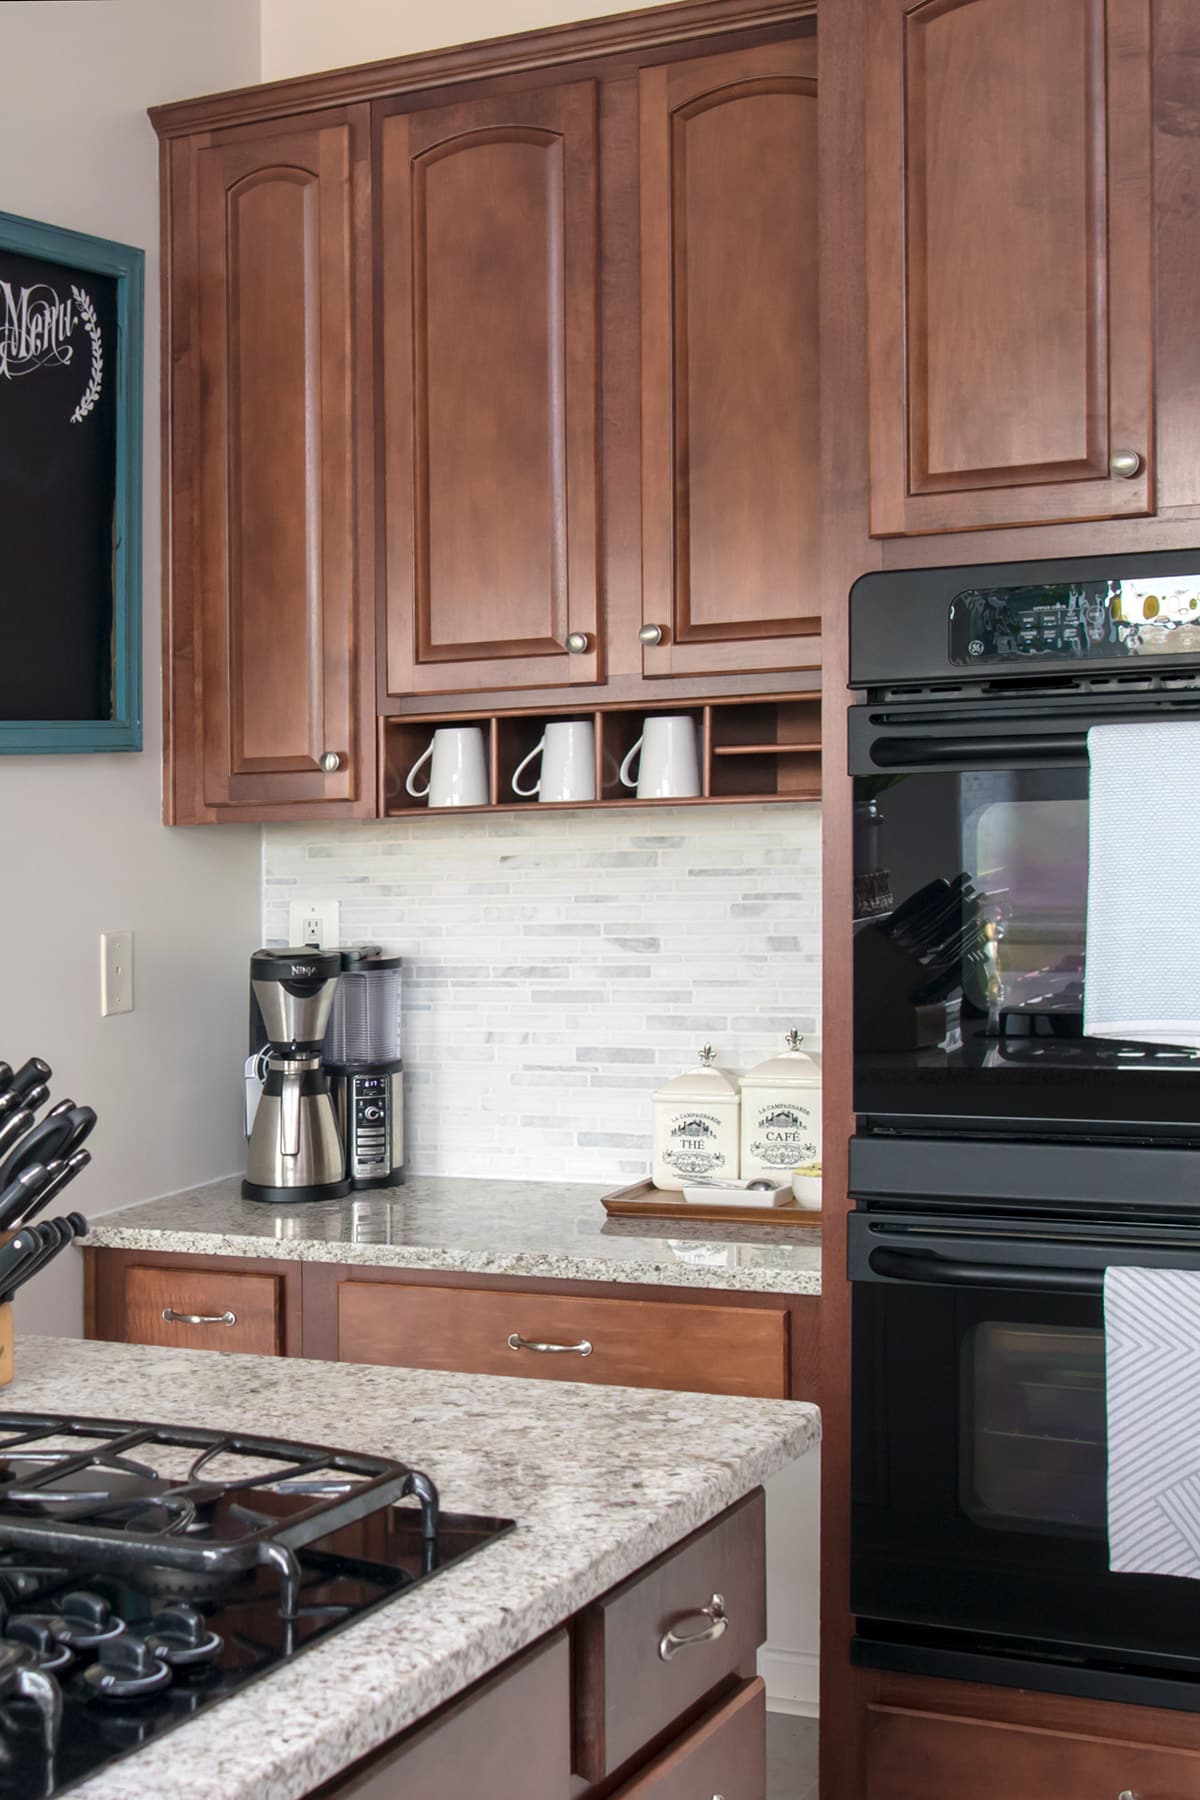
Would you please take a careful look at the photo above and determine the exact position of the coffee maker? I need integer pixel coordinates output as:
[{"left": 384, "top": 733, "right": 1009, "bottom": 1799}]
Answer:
[{"left": 243, "top": 948, "right": 350, "bottom": 1203}]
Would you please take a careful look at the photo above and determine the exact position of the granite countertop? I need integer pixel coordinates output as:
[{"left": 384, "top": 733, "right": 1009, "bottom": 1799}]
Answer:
[
  {"left": 82, "top": 1174, "right": 821, "bottom": 1296},
  {"left": 10, "top": 1337, "right": 818, "bottom": 1800}
]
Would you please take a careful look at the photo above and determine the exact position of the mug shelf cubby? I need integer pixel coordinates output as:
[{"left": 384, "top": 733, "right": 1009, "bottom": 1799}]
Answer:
[{"left": 380, "top": 692, "right": 819, "bottom": 818}]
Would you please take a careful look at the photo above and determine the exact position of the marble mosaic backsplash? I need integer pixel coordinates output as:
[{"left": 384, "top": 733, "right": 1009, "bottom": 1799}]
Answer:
[{"left": 262, "top": 803, "right": 821, "bottom": 1182}]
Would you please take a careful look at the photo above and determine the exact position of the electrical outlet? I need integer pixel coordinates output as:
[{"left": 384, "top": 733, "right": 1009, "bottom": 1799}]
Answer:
[
  {"left": 100, "top": 931, "right": 134, "bottom": 1016},
  {"left": 288, "top": 900, "right": 340, "bottom": 949}
]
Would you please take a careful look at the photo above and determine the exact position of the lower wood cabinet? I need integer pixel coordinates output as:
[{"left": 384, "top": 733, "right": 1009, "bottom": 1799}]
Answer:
[
  {"left": 574, "top": 1489, "right": 765, "bottom": 1781},
  {"left": 120, "top": 1265, "right": 282, "bottom": 1356},
  {"left": 279, "top": 1497, "right": 771, "bottom": 1799},
  {"left": 84, "top": 1248, "right": 819, "bottom": 1404},
  {"left": 866, "top": 1701, "right": 1200, "bottom": 1800},
  {"left": 336, "top": 1278, "right": 790, "bottom": 1399},
  {"left": 612, "top": 1678, "right": 766, "bottom": 1799}
]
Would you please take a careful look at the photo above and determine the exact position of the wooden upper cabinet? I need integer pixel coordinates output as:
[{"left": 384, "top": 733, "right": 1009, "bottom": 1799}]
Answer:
[
  {"left": 379, "top": 83, "right": 601, "bottom": 699},
  {"left": 167, "top": 110, "right": 373, "bottom": 820},
  {"left": 865, "top": 0, "right": 1153, "bottom": 537},
  {"left": 638, "top": 37, "right": 820, "bottom": 680}
]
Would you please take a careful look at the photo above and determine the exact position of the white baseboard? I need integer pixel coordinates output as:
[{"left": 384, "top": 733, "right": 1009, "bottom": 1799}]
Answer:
[{"left": 758, "top": 1645, "right": 820, "bottom": 1718}]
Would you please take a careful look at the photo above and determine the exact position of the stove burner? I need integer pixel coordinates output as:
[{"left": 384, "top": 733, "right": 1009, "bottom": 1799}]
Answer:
[{"left": 0, "top": 1413, "right": 508, "bottom": 1798}]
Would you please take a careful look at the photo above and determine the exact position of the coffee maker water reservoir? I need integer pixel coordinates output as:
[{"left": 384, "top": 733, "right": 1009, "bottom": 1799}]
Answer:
[{"left": 323, "top": 949, "right": 405, "bottom": 1189}]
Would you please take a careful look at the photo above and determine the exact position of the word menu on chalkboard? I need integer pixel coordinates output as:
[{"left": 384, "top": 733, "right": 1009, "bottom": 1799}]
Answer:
[{"left": 0, "top": 211, "right": 142, "bottom": 753}]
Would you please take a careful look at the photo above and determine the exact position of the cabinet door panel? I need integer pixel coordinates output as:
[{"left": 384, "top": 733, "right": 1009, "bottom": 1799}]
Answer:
[
  {"left": 381, "top": 83, "right": 600, "bottom": 697},
  {"left": 866, "top": 0, "right": 1153, "bottom": 535},
  {"left": 867, "top": 1702, "right": 1200, "bottom": 1800},
  {"left": 639, "top": 38, "right": 820, "bottom": 679},
  {"left": 191, "top": 116, "right": 367, "bottom": 810}
]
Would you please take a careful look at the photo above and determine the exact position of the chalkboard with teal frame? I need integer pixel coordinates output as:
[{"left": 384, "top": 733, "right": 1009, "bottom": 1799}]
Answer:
[{"left": 0, "top": 211, "right": 143, "bottom": 753}]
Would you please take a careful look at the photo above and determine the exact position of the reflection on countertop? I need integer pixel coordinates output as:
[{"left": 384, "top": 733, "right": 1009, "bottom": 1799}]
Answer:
[{"left": 83, "top": 1174, "right": 821, "bottom": 1296}]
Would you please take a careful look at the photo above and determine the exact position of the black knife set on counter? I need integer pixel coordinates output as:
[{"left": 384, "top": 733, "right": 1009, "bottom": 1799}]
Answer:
[{"left": 0, "top": 1056, "right": 93, "bottom": 1301}]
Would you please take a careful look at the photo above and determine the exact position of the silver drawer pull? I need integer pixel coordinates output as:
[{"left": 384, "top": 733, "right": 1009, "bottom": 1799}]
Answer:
[
  {"left": 658, "top": 1593, "right": 728, "bottom": 1662},
  {"left": 162, "top": 1307, "right": 237, "bottom": 1327},
  {"left": 506, "top": 1332, "right": 592, "bottom": 1357}
]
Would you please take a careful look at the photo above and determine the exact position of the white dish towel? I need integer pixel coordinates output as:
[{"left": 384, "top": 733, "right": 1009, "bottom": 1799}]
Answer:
[
  {"left": 1106, "top": 1265, "right": 1200, "bottom": 1577},
  {"left": 1085, "top": 720, "right": 1200, "bottom": 1047}
]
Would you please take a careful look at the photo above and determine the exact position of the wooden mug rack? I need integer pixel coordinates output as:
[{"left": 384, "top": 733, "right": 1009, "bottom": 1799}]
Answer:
[{"left": 381, "top": 694, "right": 820, "bottom": 817}]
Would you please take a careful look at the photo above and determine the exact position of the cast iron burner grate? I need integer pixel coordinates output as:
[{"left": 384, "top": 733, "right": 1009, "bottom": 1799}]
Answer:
[{"left": 0, "top": 1413, "right": 440, "bottom": 1621}]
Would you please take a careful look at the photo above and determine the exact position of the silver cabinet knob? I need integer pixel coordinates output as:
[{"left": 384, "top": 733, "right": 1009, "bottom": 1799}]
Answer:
[
  {"left": 507, "top": 1332, "right": 593, "bottom": 1356},
  {"left": 1109, "top": 449, "right": 1143, "bottom": 479},
  {"left": 639, "top": 623, "right": 665, "bottom": 646},
  {"left": 565, "top": 632, "right": 591, "bottom": 655},
  {"left": 658, "top": 1594, "right": 728, "bottom": 1661},
  {"left": 1117, "top": 1792, "right": 1139, "bottom": 1799},
  {"left": 319, "top": 751, "right": 342, "bottom": 773}
]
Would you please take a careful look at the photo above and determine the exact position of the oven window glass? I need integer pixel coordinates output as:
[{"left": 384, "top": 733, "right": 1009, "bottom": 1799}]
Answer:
[
  {"left": 967, "top": 795, "right": 1087, "bottom": 1015},
  {"left": 963, "top": 1322, "right": 1106, "bottom": 1533},
  {"left": 853, "top": 764, "right": 1200, "bottom": 1130}
]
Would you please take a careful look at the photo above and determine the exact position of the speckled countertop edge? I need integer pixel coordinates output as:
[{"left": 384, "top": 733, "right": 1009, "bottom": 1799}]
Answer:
[
  {"left": 9, "top": 1339, "right": 818, "bottom": 1800},
  {"left": 81, "top": 1175, "right": 822, "bottom": 1298}
]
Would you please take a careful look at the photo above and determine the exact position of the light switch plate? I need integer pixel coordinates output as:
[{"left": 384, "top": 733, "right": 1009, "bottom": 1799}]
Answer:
[
  {"left": 100, "top": 931, "right": 134, "bottom": 1016},
  {"left": 288, "top": 899, "right": 339, "bottom": 949}
]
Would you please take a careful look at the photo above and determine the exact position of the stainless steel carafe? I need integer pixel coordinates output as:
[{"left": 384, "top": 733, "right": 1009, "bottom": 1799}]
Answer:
[{"left": 243, "top": 948, "right": 349, "bottom": 1203}]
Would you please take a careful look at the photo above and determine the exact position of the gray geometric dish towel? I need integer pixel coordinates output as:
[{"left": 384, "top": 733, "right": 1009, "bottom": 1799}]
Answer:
[{"left": 1106, "top": 1265, "right": 1200, "bottom": 1578}]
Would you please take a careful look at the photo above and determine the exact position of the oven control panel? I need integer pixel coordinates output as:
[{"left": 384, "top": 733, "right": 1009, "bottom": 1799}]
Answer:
[{"left": 949, "top": 577, "right": 1200, "bottom": 666}]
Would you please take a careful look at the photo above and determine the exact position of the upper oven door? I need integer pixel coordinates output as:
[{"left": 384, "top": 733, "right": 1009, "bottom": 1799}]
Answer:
[
  {"left": 849, "top": 1210, "right": 1200, "bottom": 1673},
  {"left": 851, "top": 698, "right": 1200, "bottom": 1142}
]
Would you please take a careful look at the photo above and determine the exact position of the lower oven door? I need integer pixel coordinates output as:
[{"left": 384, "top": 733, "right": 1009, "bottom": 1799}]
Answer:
[{"left": 850, "top": 1209, "right": 1200, "bottom": 1691}]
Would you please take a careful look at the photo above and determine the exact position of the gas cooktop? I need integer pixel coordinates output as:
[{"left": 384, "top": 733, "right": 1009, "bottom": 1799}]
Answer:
[{"left": 0, "top": 1412, "right": 513, "bottom": 1797}]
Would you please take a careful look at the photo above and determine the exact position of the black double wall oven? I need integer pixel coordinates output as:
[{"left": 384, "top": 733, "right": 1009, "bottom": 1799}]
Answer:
[{"left": 848, "top": 550, "right": 1200, "bottom": 1711}]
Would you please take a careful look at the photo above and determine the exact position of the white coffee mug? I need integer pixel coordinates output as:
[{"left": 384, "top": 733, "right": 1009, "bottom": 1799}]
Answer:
[
  {"left": 405, "top": 726, "right": 489, "bottom": 807},
  {"left": 511, "top": 720, "right": 595, "bottom": 803},
  {"left": 619, "top": 715, "right": 701, "bottom": 799}
]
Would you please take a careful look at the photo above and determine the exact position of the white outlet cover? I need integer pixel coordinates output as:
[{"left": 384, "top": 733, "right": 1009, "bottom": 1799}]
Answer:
[
  {"left": 100, "top": 930, "right": 134, "bottom": 1016},
  {"left": 288, "top": 899, "right": 340, "bottom": 949}
]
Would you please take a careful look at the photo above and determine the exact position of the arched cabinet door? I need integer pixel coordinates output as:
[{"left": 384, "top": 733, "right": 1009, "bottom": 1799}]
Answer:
[
  {"left": 865, "top": 0, "right": 1153, "bottom": 536},
  {"left": 637, "top": 37, "right": 820, "bottom": 680},
  {"left": 170, "top": 109, "right": 373, "bottom": 820},
  {"left": 379, "top": 83, "right": 601, "bottom": 698}
]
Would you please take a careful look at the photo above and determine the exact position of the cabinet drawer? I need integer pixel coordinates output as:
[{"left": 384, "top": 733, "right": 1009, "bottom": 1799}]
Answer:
[
  {"left": 867, "top": 1704, "right": 1200, "bottom": 1800},
  {"left": 337, "top": 1281, "right": 788, "bottom": 1399},
  {"left": 613, "top": 1678, "right": 765, "bottom": 1800},
  {"left": 123, "top": 1266, "right": 281, "bottom": 1356},
  {"left": 317, "top": 1632, "right": 569, "bottom": 1799},
  {"left": 574, "top": 1490, "right": 766, "bottom": 1781}
]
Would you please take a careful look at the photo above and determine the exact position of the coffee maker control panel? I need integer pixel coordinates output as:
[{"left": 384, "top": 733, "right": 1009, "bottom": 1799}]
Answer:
[{"left": 348, "top": 1073, "right": 402, "bottom": 1183}]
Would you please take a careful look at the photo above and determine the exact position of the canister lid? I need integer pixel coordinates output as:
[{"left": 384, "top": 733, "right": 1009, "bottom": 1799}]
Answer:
[
  {"left": 654, "top": 1044, "right": 739, "bottom": 1102},
  {"left": 740, "top": 1029, "right": 822, "bottom": 1088}
]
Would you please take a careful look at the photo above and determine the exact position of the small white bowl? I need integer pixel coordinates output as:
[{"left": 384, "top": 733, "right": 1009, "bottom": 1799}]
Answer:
[{"left": 791, "top": 1167, "right": 822, "bottom": 1210}]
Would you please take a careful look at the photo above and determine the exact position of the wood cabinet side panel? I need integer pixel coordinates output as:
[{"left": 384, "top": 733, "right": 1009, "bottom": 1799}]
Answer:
[{"left": 313, "top": 1632, "right": 570, "bottom": 1800}]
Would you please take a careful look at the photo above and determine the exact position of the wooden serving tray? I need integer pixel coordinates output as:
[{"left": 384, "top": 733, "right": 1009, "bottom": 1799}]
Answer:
[{"left": 601, "top": 1179, "right": 821, "bottom": 1228}]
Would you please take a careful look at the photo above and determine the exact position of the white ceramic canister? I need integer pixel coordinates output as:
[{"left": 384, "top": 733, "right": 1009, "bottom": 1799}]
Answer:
[
  {"left": 651, "top": 1045, "right": 741, "bottom": 1191},
  {"left": 739, "top": 1030, "right": 822, "bottom": 1183}
]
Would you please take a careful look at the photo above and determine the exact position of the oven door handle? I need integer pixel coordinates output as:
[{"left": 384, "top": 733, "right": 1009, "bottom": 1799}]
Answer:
[
  {"left": 867, "top": 1246, "right": 1104, "bottom": 1293},
  {"left": 868, "top": 733, "right": 1089, "bottom": 769}
]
